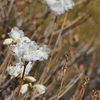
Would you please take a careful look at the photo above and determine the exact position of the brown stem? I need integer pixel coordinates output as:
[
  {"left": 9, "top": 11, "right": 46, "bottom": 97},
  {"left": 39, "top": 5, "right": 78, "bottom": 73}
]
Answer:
[{"left": 16, "top": 62, "right": 27, "bottom": 100}]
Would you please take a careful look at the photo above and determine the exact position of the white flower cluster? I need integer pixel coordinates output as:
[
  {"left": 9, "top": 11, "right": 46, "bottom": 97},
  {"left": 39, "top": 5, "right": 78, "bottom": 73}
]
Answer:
[
  {"left": 10, "top": 42, "right": 50, "bottom": 62},
  {"left": 45, "top": 0, "right": 75, "bottom": 15},
  {"left": 4, "top": 28, "right": 50, "bottom": 62},
  {"left": 3, "top": 27, "right": 49, "bottom": 94},
  {"left": 4, "top": 28, "right": 50, "bottom": 78}
]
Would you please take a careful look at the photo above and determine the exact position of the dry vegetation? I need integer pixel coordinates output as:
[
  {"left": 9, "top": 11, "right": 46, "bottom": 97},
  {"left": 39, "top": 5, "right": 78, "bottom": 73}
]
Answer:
[{"left": 0, "top": 0, "right": 100, "bottom": 100}]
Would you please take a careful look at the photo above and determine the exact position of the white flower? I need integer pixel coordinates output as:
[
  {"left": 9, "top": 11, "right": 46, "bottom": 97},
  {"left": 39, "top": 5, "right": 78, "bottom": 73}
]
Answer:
[
  {"left": 23, "top": 44, "right": 50, "bottom": 61},
  {"left": 10, "top": 41, "right": 50, "bottom": 61},
  {"left": 45, "top": 0, "right": 74, "bottom": 15},
  {"left": 34, "top": 84, "right": 46, "bottom": 94},
  {"left": 64, "top": 0, "right": 75, "bottom": 10},
  {"left": 7, "top": 62, "right": 32, "bottom": 78},
  {"left": 20, "top": 84, "right": 29, "bottom": 94},
  {"left": 8, "top": 27, "right": 31, "bottom": 43},
  {"left": 6, "top": 28, "right": 51, "bottom": 62},
  {"left": 8, "top": 27, "right": 24, "bottom": 39},
  {"left": 22, "top": 41, "right": 39, "bottom": 55},
  {"left": 7, "top": 63, "right": 24, "bottom": 78}
]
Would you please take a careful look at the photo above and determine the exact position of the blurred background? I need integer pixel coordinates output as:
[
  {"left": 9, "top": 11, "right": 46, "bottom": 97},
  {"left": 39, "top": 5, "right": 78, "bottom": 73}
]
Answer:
[{"left": 0, "top": 0, "right": 100, "bottom": 100}]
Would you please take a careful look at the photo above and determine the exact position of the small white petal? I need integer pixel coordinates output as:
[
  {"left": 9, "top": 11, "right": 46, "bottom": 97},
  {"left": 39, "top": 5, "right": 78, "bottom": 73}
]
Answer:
[
  {"left": 20, "top": 84, "right": 29, "bottom": 94},
  {"left": 34, "top": 84, "right": 46, "bottom": 94},
  {"left": 39, "top": 45, "right": 51, "bottom": 53},
  {"left": 3, "top": 38, "right": 13, "bottom": 45},
  {"left": 20, "top": 37, "right": 31, "bottom": 43},
  {"left": 24, "top": 62, "right": 32, "bottom": 76},
  {"left": 46, "top": 0, "right": 56, "bottom": 5}
]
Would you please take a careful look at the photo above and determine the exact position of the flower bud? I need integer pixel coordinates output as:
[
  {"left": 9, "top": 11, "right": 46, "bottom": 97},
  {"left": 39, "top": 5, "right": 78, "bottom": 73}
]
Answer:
[
  {"left": 3, "top": 38, "right": 13, "bottom": 45},
  {"left": 20, "top": 84, "right": 29, "bottom": 94},
  {"left": 24, "top": 76, "right": 36, "bottom": 82}
]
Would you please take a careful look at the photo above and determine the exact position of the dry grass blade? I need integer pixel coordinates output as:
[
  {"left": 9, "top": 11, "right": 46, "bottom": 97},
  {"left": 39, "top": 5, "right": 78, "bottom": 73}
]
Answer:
[
  {"left": 0, "top": 51, "right": 12, "bottom": 74},
  {"left": 48, "top": 72, "right": 84, "bottom": 100},
  {"left": 56, "top": 55, "right": 68, "bottom": 100}
]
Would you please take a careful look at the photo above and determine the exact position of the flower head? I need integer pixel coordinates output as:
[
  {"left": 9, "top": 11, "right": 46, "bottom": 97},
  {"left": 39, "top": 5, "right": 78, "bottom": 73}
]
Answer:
[
  {"left": 8, "top": 27, "right": 24, "bottom": 39},
  {"left": 5, "top": 27, "right": 51, "bottom": 81},
  {"left": 10, "top": 41, "right": 50, "bottom": 62},
  {"left": 45, "top": 0, "right": 75, "bottom": 15},
  {"left": 7, "top": 27, "right": 31, "bottom": 44},
  {"left": 7, "top": 62, "right": 24, "bottom": 78},
  {"left": 7, "top": 62, "right": 32, "bottom": 78}
]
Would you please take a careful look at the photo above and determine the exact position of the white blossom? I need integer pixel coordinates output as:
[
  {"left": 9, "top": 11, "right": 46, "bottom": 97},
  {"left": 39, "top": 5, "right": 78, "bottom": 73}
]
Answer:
[
  {"left": 8, "top": 27, "right": 31, "bottom": 43},
  {"left": 6, "top": 27, "right": 51, "bottom": 80},
  {"left": 7, "top": 63, "right": 24, "bottom": 78},
  {"left": 45, "top": 0, "right": 75, "bottom": 15},
  {"left": 7, "top": 62, "right": 32, "bottom": 78},
  {"left": 8, "top": 27, "right": 24, "bottom": 39},
  {"left": 23, "top": 44, "right": 50, "bottom": 61},
  {"left": 20, "top": 84, "right": 29, "bottom": 94},
  {"left": 10, "top": 41, "right": 50, "bottom": 61},
  {"left": 34, "top": 84, "right": 46, "bottom": 94}
]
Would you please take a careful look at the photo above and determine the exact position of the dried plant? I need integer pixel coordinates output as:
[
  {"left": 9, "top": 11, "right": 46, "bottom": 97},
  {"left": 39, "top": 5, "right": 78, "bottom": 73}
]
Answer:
[{"left": 0, "top": 0, "right": 100, "bottom": 100}]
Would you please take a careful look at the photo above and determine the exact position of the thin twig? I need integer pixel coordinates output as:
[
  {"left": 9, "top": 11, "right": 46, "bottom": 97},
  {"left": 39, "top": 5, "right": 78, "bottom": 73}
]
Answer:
[
  {"left": 56, "top": 55, "right": 68, "bottom": 100},
  {"left": 54, "top": 13, "right": 68, "bottom": 48},
  {"left": 16, "top": 62, "right": 27, "bottom": 100}
]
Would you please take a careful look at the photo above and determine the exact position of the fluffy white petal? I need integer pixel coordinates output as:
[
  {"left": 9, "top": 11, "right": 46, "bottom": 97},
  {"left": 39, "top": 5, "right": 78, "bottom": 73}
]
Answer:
[
  {"left": 24, "top": 62, "right": 32, "bottom": 76},
  {"left": 45, "top": 0, "right": 75, "bottom": 15},
  {"left": 8, "top": 27, "right": 24, "bottom": 39},
  {"left": 34, "top": 84, "right": 46, "bottom": 94},
  {"left": 20, "top": 84, "right": 29, "bottom": 94}
]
